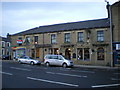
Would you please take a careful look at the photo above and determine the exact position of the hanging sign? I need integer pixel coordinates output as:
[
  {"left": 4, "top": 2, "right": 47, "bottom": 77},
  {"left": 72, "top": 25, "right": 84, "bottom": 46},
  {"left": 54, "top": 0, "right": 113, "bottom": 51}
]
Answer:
[
  {"left": 116, "top": 44, "right": 120, "bottom": 50},
  {"left": 16, "top": 40, "right": 23, "bottom": 44}
]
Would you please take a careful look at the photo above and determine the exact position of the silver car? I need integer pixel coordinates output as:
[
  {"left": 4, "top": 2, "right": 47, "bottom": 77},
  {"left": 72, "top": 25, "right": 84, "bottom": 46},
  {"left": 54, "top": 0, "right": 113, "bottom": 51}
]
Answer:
[
  {"left": 44, "top": 55, "right": 74, "bottom": 68},
  {"left": 18, "top": 56, "right": 41, "bottom": 65}
]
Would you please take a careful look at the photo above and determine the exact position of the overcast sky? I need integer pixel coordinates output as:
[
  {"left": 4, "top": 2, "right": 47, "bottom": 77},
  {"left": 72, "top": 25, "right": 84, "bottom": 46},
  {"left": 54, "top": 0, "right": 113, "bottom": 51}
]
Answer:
[{"left": 1, "top": 0, "right": 118, "bottom": 37}]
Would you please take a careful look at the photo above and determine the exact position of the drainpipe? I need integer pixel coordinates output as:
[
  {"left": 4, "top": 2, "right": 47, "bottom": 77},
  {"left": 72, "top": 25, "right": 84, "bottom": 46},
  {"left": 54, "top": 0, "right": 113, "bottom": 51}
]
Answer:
[
  {"left": 43, "top": 33, "right": 45, "bottom": 62},
  {"left": 105, "top": 0, "right": 114, "bottom": 67}
]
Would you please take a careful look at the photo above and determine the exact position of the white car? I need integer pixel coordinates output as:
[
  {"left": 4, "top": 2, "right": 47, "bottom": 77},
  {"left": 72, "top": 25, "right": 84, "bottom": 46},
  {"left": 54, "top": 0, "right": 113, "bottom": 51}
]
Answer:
[
  {"left": 18, "top": 56, "right": 41, "bottom": 65},
  {"left": 44, "top": 55, "right": 74, "bottom": 68}
]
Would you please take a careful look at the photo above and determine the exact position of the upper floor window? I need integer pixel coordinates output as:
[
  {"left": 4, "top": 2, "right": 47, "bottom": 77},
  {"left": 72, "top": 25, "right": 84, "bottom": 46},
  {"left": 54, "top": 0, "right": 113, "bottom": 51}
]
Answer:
[
  {"left": 34, "top": 36, "right": 38, "bottom": 44},
  {"left": 64, "top": 33, "right": 70, "bottom": 43},
  {"left": 2, "top": 41, "right": 5, "bottom": 47},
  {"left": 78, "top": 32, "right": 84, "bottom": 42},
  {"left": 24, "top": 36, "right": 31, "bottom": 45},
  {"left": 18, "top": 37, "right": 22, "bottom": 40},
  {"left": 7, "top": 42, "right": 10, "bottom": 47},
  {"left": 97, "top": 30, "right": 104, "bottom": 42},
  {"left": 51, "top": 34, "right": 56, "bottom": 44}
]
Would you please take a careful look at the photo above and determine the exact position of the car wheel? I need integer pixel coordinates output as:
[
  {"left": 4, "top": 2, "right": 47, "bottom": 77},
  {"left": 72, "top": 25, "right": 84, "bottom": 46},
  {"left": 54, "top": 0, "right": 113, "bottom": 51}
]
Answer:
[
  {"left": 30, "top": 61, "right": 34, "bottom": 65},
  {"left": 18, "top": 60, "right": 22, "bottom": 64},
  {"left": 46, "top": 62, "right": 50, "bottom": 67},
  {"left": 62, "top": 63, "right": 67, "bottom": 68}
]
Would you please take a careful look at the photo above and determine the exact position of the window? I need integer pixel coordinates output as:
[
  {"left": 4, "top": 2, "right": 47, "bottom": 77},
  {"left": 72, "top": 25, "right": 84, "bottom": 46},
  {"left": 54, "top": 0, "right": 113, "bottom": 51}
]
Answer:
[
  {"left": 2, "top": 48, "right": 5, "bottom": 55},
  {"left": 34, "top": 36, "right": 38, "bottom": 44},
  {"left": 77, "top": 48, "right": 90, "bottom": 61},
  {"left": 2, "top": 41, "right": 5, "bottom": 47},
  {"left": 64, "top": 33, "right": 70, "bottom": 43},
  {"left": 97, "top": 31, "right": 104, "bottom": 42},
  {"left": 51, "top": 34, "right": 56, "bottom": 44},
  {"left": 78, "top": 32, "right": 84, "bottom": 42},
  {"left": 24, "top": 37, "right": 30, "bottom": 45},
  {"left": 97, "top": 47, "right": 105, "bottom": 60},
  {"left": 77, "top": 48, "right": 83, "bottom": 60},
  {"left": 18, "top": 37, "right": 22, "bottom": 40},
  {"left": 7, "top": 42, "right": 10, "bottom": 47},
  {"left": 7, "top": 49, "right": 10, "bottom": 55},
  {"left": 84, "top": 48, "right": 90, "bottom": 60}
]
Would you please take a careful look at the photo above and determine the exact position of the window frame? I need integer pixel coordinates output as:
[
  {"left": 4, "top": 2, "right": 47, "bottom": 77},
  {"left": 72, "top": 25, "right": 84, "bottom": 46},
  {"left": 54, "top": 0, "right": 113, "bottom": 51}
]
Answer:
[
  {"left": 51, "top": 34, "right": 57, "bottom": 44},
  {"left": 34, "top": 36, "right": 38, "bottom": 44},
  {"left": 97, "top": 30, "right": 104, "bottom": 42},
  {"left": 64, "top": 33, "right": 70, "bottom": 43},
  {"left": 77, "top": 32, "right": 84, "bottom": 42}
]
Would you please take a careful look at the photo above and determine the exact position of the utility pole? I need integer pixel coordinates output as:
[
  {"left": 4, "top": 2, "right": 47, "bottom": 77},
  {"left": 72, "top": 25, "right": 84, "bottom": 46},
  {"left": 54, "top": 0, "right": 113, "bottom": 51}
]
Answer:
[{"left": 105, "top": 0, "right": 114, "bottom": 67}]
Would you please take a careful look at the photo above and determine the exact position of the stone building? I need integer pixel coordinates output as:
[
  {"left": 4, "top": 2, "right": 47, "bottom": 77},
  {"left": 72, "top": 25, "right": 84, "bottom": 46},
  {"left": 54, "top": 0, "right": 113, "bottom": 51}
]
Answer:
[
  {"left": 9, "top": 1, "right": 120, "bottom": 66},
  {"left": 112, "top": 1, "right": 120, "bottom": 66},
  {"left": 0, "top": 36, "right": 11, "bottom": 60},
  {"left": 9, "top": 18, "right": 112, "bottom": 66}
]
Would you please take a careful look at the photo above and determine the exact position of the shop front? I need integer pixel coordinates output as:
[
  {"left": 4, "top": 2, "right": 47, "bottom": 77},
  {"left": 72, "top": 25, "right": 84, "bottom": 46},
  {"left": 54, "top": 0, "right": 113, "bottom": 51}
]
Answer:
[
  {"left": 113, "top": 42, "right": 120, "bottom": 66},
  {"left": 12, "top": 46, "right": 26, "bottom": 60}
]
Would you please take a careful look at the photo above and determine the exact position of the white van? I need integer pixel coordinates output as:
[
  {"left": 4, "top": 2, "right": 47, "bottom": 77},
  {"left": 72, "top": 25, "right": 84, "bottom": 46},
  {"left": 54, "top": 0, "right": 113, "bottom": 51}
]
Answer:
[{"left": 44, "top": 55, "right": 74, "bottom": 68}]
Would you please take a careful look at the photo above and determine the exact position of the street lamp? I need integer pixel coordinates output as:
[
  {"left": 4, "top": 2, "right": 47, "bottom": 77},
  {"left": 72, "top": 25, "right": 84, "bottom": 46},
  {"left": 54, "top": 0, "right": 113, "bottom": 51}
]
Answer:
[{"left": 105, "top": 0, "right": 114, "bottom": 67}]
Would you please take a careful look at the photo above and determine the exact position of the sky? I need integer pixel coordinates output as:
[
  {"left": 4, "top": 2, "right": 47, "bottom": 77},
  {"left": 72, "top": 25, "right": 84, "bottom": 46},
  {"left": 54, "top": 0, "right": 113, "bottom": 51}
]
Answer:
[{"left": 0, "top": 0, "right": 119, "bottom": 37}]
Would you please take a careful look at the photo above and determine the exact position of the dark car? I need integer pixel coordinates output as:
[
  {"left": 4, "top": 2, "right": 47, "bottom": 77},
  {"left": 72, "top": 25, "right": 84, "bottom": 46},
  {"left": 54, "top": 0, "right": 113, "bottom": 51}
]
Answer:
[{"left": 2, "top": 55, "right": 11, "bottom": 60}]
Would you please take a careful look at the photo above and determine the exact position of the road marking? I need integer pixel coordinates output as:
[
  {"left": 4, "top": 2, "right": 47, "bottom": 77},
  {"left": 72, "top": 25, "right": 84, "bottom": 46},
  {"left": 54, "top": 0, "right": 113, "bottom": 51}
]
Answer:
[
  {"left": 114, "top": 73, "right": 120, "bottom": 75},
  {"left": 46, "top": 72, "right": 87, "bottom": 78},
  {"left": 60, "top": 69, "right": 95, "bottom": 73},
  {"left": 111, "top": 78, "right": 120, "bottom": 81},
  {"left": 0, "top": 71, "right": 13, "bottom": 75},
  {"left": 27, "top": 77, "right": 79, "bottom": 87},
  {"left": 92, "top": 83, "right": 120, "bottom": 88},
  {"left": 10, "top": 67, "right": 31, "bottom": 71},
  {"left": 21, "top": 64, "right": 31, "bottom": 67}
]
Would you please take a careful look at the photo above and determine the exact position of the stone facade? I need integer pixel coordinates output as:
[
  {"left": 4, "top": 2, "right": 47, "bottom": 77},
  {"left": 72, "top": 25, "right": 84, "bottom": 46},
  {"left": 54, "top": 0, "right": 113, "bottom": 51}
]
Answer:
[
  {"left": 10, "top": 25, "right": 112, "bottom": 66},
  {"left": 9, "top": 1, "right": 120, "bottom": 66}
]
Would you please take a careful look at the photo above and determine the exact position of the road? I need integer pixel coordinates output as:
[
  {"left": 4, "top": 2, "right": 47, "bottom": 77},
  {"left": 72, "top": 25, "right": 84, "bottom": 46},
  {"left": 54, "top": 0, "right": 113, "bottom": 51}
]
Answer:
[{"left": 0, "top": 60, "right": 120, "bottom": 88}]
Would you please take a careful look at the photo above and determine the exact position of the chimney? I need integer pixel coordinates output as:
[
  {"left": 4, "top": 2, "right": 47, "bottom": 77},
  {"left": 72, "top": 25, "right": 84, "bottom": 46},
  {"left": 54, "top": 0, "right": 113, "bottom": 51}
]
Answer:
[{"left": 106, "top": 1, "right": 110, "bottom": 18}]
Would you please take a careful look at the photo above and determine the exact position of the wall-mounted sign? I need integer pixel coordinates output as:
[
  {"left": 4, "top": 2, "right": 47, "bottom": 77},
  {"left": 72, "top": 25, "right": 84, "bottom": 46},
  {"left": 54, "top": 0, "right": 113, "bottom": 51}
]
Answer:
[
  {"left": 16, "top": 40, "right": 23, "bottom": 44},
  {"left": 12, "top": 46, "right": 25, "bottom": 50},
  {"left": 116, "top": 44, "right": 120, "bottom": 50}
]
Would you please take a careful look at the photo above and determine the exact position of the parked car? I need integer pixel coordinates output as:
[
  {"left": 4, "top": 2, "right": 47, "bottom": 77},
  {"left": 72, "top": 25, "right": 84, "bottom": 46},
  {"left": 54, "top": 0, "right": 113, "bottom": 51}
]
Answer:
[
  {"left": 18, "top": 56, "right": 41, "bottom": 65},
  {"left": 44, "top": 54, "right": 74, "bottom": 68},
  {"left": 2, "top": 55, "right": 11, "bottom": 60}
]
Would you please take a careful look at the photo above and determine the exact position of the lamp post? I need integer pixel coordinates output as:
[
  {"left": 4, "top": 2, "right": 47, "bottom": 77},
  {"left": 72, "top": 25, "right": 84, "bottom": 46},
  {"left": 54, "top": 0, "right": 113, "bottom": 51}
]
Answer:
[{"left": 105, "top": 0, "right": 114, "bottom": 67}]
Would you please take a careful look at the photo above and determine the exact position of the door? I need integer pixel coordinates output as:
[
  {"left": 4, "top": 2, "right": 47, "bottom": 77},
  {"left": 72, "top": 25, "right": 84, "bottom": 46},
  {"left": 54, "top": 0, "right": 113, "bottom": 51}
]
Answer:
[
  {"left": 65, "top": 48, "right": 71, "bottom": 60},
  {"left": 36, "top": 48, "right": 40, "bottom": 58}
]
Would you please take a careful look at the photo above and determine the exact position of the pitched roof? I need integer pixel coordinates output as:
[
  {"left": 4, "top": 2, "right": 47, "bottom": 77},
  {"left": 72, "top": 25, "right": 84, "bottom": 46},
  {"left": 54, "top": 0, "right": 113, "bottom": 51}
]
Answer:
[
  {"left": 0, "top": 36, "right": 11, "bottom": 42},
  {"left": 12, "top": 18, "right": 110, "bottom": 36}
]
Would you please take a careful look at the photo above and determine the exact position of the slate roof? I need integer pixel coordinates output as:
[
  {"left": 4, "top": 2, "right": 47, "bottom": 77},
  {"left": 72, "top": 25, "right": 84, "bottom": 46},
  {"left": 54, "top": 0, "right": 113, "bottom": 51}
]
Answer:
[
  {"left": 0, "top": 36, "right": 11, "bottom": 42},
  {"left": 12, "top": 18, "right": 110, "bottom": 36}
]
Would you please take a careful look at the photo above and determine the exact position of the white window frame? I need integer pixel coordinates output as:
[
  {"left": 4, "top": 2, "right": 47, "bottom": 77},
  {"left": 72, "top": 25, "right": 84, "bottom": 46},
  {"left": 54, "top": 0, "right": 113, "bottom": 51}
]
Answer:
[
  {"left": 2, "top": 41, "right": 5, "bottom": 47},
  {"left": 7, "top": 42, "right": 10, "bottom": 47}
]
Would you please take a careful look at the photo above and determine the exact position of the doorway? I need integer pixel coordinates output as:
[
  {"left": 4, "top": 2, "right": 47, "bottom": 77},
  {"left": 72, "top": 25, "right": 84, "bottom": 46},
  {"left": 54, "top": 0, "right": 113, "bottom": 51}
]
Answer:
[{"left": 65, "top": 48, "right": 71, "bottom": 60}]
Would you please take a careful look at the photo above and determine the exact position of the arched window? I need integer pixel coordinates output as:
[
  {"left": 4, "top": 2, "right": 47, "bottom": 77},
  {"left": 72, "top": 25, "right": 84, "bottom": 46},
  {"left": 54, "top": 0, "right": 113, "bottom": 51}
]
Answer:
[{"left": 97, "top": 47, "right": 105, "bottom": 60}]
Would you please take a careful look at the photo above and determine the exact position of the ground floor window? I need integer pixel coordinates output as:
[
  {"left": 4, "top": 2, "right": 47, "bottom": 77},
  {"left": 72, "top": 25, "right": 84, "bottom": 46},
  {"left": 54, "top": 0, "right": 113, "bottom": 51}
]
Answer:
[
  {"left": 77, "top": 48, "right": 90, "bottom": 61},
  {"left": 97, "top": 47, "right": 105, "bottom": 60},
  {"left": 49, "top": 48, "right": 59, "bottom": 55}
]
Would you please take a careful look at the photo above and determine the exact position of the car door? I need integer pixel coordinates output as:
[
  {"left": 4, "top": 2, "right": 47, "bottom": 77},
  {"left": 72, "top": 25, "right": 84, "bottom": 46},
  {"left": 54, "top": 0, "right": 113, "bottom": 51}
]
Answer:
[
  {"left": 20, "top": 57, "right": 26, "bottom": 63},
  {"left": 56, "top": 56, "right": 64, "bottom": 66},
  {"left": 25, "top": 57, "right": 31, "bottom": 64},
  {"left": 49, "top": 56, "right": 57, "bottom": 65}
]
